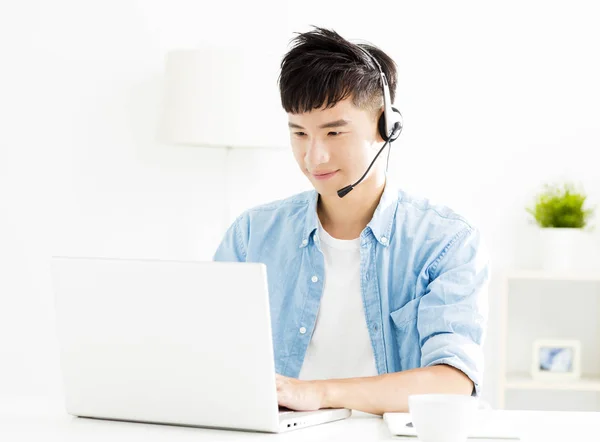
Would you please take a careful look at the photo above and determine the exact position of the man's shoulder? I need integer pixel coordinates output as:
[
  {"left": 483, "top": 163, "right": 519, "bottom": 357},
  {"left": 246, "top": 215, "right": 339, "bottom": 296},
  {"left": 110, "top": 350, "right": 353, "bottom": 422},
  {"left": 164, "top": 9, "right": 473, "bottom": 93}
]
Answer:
[
  {"left": 233, "top": 189, "right": 316, "bottom": 226},
  {"left": 391, "top": 188, "right": 487, "bottom": 276},
  {"left": 395, "top": 188, "right": 474, "bottom": 231},
  {"left": 248, "top": 190, "right": 315, "bottom": 213}
]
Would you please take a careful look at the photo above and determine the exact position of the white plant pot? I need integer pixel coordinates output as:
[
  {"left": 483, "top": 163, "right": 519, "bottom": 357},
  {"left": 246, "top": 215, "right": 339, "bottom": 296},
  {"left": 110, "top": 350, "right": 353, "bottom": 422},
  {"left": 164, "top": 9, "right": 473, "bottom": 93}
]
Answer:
[{"left": 538, "top": 228, "right": 590, "bottom": 272}]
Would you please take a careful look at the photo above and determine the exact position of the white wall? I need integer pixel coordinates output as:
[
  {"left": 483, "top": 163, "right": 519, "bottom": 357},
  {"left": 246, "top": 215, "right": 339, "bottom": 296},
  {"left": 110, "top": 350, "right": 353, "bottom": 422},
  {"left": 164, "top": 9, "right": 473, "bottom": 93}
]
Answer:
[{"left": 1, "top": 0, "right": 599, "bottom": 407}]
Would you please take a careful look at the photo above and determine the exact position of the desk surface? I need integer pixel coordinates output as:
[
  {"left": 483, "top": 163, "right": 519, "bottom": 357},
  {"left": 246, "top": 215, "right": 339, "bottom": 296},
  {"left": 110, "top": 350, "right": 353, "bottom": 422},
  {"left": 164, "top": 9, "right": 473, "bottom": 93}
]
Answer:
[{"left": 1, "top": 397, "right": 599, "bottom": 442}]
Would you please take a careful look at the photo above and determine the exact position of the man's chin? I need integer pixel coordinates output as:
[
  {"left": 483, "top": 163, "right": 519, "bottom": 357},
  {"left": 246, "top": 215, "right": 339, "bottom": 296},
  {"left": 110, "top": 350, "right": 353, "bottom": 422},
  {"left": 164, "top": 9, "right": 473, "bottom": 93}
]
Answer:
[{"left": 310, "top": 180, "right": 345, "bottom": 198}]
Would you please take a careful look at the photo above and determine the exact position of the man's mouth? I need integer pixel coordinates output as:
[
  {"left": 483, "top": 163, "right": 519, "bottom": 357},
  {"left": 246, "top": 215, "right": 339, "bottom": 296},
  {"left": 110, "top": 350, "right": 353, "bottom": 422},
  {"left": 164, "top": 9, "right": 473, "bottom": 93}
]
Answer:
[{"left": 312, "top": 170, "right": 339, "bottom": 180}]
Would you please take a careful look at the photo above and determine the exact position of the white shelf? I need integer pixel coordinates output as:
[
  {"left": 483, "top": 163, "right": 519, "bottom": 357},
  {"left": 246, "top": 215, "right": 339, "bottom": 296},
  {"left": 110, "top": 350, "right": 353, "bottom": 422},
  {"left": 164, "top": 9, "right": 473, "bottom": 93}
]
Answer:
[
  {"left": 505, "top": 374, "right": 600, "bottom": 392},
  {"left": 505, "top": 269, "right": 600, "bottom": 282},
  {"left": 499, "top": 270, "right": 600, "bottom": 410}
]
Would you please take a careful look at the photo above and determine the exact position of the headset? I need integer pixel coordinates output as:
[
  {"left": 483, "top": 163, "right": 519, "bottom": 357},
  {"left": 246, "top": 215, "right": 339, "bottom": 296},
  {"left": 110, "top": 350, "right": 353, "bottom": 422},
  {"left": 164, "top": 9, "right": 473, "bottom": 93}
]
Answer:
[{"left": 336, "top": 44, "right": 404, "bottom": 198}]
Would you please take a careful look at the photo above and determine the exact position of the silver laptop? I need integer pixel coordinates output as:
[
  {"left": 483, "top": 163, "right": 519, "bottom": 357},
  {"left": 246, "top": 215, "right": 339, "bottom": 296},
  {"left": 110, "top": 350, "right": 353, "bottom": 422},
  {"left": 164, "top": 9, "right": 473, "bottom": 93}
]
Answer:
[{"left": 50, "top": 256, "right": 351, "bottom": 433}]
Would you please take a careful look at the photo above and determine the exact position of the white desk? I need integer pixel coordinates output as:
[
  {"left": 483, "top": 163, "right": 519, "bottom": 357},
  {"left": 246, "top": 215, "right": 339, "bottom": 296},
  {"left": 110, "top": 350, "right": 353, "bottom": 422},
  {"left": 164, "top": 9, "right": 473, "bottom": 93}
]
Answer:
[{"left": 1, "top": 397, "right": 599, "bottom": 441}]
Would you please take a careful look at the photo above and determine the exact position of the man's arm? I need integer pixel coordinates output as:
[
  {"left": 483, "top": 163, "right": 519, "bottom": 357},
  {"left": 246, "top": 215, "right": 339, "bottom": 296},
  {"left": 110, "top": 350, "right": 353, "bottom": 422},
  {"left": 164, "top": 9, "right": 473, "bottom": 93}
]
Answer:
[
  {"left": 321, "top": 365, "right": 472, "bottom": 415},
  {"left": 213, "top": 214, "right": 248, "bottom": 262},
  {"left": 277, "top": 365, "right": 472, "bottom": 416}
]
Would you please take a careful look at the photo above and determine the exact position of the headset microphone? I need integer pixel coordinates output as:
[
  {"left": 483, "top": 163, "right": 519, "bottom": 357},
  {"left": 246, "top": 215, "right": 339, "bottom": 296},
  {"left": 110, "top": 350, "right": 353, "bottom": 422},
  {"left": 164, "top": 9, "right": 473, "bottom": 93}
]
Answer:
[
  {"left": 337, "top": 43, "right": 403, "bottom": 199},
  {"left": 337, "top": 122, "right": 402, "bottom": 198}
]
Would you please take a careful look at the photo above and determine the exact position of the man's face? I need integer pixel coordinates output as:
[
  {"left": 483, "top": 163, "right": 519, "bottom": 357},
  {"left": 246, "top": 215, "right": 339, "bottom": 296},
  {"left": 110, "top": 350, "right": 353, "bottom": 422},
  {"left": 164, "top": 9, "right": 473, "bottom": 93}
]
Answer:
[{"left": 288, "top": 97, "right": 383, "bottom": 197}]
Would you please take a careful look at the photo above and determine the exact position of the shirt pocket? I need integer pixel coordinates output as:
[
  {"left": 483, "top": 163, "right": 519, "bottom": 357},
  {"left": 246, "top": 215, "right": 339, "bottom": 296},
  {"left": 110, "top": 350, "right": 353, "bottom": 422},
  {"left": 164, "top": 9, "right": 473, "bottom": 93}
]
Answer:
[{"left": 390, "top": 297, "right": 422, "bottom": 371}]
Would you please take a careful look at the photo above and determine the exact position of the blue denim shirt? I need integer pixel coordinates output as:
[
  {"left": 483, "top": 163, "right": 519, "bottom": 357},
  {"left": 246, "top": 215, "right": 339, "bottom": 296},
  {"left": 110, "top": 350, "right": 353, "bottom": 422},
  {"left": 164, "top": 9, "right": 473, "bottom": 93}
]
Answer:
[{"left": 213, "top": 181, "right": 490, "bottom": 395}]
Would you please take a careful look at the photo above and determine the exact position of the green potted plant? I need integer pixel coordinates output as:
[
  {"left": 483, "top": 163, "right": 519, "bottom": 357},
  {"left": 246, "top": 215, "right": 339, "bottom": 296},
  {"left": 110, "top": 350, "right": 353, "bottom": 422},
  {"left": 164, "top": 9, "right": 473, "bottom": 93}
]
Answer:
[{"left": 526, "top": 181, "right": 595, "bottom": 271}]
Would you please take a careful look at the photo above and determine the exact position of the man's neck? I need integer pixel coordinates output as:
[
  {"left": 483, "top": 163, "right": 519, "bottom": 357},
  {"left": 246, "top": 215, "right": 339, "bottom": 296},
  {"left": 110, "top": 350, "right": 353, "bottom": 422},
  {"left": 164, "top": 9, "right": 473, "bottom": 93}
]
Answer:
[{"left": 317, "top": 175, "right": 387, "bottom": 240}]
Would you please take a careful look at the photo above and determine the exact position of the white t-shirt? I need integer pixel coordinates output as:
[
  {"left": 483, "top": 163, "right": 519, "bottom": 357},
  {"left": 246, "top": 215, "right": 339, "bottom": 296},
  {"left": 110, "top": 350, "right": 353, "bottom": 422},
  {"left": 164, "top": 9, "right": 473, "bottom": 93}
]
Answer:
[{"left": 298, "top": 221, "right": 379, "bottom": 380}]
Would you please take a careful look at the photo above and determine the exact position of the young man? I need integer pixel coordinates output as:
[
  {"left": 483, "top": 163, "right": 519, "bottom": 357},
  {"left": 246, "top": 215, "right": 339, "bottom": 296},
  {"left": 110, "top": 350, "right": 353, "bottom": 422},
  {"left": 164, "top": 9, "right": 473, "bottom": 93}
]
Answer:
[{"left": 213, "top": 27, "right": 489, "bottom": 416}]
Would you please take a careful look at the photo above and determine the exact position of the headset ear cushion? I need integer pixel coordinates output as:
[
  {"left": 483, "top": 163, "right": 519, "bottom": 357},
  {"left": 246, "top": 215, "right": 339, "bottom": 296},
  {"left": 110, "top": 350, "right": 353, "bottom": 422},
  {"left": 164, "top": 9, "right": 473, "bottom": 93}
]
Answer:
[
  {"left": 378, "top": 112, "right": 389, "bottom": 141},
  {"left": 378, "top": 107, "right": 403, "bottom": 142}
]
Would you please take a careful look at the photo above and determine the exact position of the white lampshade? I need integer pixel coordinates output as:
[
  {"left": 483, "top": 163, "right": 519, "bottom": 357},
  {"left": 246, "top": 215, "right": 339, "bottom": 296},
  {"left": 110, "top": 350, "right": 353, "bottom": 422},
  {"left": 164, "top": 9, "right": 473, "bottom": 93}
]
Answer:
[{"left": 159, "top": 47, "right": 289, "bottom": 149}]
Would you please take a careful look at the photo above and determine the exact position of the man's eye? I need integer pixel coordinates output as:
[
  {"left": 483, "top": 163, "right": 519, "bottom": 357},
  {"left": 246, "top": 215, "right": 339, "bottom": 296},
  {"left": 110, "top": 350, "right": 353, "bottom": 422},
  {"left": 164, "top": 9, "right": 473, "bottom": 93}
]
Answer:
[
  {"left": 294, "top": 132, "right": 306, "bottom": 137},
  {"left": 328, "top": 131, "right": 342, "bottom": 136}
]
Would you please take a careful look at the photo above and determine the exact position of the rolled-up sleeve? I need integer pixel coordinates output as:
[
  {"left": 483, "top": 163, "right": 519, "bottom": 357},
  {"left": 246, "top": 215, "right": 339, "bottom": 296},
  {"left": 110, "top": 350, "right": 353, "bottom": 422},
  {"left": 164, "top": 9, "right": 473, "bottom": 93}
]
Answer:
[{"left": 418, "top": 225, "right": 490, "bottom": 396}]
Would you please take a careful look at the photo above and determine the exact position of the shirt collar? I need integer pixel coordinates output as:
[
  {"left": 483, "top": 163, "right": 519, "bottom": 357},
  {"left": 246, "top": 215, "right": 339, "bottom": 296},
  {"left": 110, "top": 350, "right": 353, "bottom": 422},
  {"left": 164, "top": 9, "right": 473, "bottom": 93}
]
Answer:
[
  {"left": 367, "top": 178, "right": 400, "bottom": 246},
  {"left": 300, "top": 190, "right": 319, "bottom": 248},
  {"left": 299, "top": 179, "right": 400, "bottom": 249}
]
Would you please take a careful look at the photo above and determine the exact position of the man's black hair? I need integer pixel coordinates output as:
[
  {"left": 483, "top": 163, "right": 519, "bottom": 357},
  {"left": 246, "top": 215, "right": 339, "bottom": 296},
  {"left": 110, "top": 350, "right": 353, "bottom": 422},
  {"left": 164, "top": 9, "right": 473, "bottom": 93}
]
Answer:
[{"left": 278, "top": 26, "right": 398, "bottom": 116}]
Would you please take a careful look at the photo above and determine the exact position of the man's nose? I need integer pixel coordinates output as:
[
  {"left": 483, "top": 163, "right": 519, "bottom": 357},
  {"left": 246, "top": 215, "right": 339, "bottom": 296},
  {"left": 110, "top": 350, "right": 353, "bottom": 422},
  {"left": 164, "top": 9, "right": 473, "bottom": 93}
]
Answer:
[{"left": 305, "top": 138, "right": 330, "bottom": 168}]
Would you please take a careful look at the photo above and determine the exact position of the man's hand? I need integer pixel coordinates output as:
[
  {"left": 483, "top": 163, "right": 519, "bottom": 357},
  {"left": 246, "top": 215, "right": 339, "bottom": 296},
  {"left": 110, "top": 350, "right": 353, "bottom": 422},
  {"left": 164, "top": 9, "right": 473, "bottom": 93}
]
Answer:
[{"left": 276, "top": 374, "right": 326, "bottom": 411}]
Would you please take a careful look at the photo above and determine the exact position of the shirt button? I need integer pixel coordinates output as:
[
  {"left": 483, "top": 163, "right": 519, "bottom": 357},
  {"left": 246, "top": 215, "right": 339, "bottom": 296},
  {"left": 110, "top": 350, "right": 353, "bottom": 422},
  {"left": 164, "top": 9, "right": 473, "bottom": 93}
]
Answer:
[
  {"left": 311, "top": 275, "right": 319, "bottom": 283},
  {"left": 299, "top": 327, "right": 307, "bottom": 334},
  {"left": 381, "top": 236, "right": 388, "bottom": 244},
  {"left": 301, "top": 239, "right": 308, "bottom": 246}
]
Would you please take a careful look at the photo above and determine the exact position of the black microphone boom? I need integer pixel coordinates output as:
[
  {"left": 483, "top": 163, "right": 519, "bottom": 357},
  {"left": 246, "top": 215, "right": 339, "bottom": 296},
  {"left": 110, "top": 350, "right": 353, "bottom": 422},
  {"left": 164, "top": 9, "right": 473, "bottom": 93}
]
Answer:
[{"left": 336, "top": 124, "right": 400, "bottom": 198}]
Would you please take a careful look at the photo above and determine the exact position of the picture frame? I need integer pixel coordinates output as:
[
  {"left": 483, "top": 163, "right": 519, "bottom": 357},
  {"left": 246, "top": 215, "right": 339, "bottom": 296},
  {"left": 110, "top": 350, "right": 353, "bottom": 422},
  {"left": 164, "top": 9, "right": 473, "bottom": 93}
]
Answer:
[{"left": 531, "top": 339, "right": 581, "bottom": 381}]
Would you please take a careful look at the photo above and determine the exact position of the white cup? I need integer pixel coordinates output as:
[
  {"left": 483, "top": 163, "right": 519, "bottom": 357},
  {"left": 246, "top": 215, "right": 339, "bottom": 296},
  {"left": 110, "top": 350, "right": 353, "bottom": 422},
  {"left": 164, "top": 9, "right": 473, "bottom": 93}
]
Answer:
[{"left": 408, "top": 394, "right": 479, "bottom": 442}]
